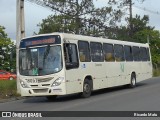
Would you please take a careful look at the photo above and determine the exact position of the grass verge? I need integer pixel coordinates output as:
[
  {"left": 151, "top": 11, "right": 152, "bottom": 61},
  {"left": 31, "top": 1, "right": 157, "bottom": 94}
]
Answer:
[
  {"left": 153, "top": 69, "right": 160, "bottom": 77},
  {"left": 0, "top": 80, "right": 20, "bottom": 99}
]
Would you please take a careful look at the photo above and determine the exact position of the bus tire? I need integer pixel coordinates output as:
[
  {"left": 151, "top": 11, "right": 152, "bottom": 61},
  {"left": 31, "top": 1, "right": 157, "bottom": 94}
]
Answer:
[
  {"left": 81, "top": 79, "right": 92, "bottom": 98},
  {"left": 46, "top": 95, "right": 57, "bottom": 101},
  {"left": 130, "top": 74, "right": 136, "bottom": 88}
]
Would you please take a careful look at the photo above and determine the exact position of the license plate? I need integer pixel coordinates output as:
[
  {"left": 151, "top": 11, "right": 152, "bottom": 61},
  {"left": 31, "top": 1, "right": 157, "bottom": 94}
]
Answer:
[{"left": 27, "top": 79, "right": 38, "bottom": 83}]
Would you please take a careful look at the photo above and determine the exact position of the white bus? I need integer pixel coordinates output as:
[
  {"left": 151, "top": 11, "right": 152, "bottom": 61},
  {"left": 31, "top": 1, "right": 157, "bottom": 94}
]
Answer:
[{"left": 18, "top": 33, "right": 152, "bottom": 100}]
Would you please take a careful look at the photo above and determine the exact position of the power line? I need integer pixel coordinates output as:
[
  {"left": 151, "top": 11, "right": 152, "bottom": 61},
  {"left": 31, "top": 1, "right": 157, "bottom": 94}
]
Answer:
[
  {"left": 25, "top": 0, "right": 53, "bottom": 11},
  {"left": 25, "top": 0, "right": 70, "bottom": 15},
  {"left": 25, "top": 0, "right": 52, "bottom": 12},
  {"left": 133, "top": 5, "right": 160, "bottom": 16},
  {"left": 26, "top": 0, "right": 160, "bottom": 16}
]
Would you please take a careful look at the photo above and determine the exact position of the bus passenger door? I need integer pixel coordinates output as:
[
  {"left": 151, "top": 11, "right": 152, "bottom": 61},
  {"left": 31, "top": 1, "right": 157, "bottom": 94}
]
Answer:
[{"left": 64, "top": 43, "right": 82, "bottom": 94}]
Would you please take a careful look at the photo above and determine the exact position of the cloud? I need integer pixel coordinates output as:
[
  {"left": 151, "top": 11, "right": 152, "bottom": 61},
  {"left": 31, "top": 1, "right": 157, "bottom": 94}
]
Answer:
[
  {"left": 133, "top": 0, "right": 160, "bottom": 30},
  {"left": 0, "top": 0, "right": 16, "bottom": 39},
  {"left": 0, "top": 0, "right": 159, "bottom": 40},
  {"left": 0, "top": 0, "right": 16, "bottom": 12}
]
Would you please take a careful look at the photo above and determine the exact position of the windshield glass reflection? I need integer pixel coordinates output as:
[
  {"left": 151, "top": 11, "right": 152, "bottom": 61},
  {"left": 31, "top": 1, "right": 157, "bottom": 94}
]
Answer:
[{"left": 19, "top": 45, "right": 62, "bottom": 76}]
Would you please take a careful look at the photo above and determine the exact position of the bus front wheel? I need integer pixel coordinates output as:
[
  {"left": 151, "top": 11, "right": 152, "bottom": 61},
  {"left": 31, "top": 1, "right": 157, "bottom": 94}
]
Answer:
[{"left": 81, "top": 79, "right": 92, "bottom": 98}]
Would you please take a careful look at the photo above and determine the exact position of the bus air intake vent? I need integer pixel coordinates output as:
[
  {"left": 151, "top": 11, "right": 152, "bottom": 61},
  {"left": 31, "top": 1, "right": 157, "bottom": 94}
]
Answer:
[
  {"left": 30, "top": 85, "right": 38, "bottom": 87},
  {"left": 42, "top": 84, "right": 50, "bottom": 86},
  {"left": 33, "top": 89, "right": 48, "bottom": 93}
]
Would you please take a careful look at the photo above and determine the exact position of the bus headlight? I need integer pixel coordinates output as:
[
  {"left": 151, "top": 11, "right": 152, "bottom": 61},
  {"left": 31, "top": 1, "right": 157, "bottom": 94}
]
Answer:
[
  {"left": 20, "top": 80, "right": 29, "bottom": 88},
  {"left": 52, "top": 77, "right": 64, "bottom": 87}
]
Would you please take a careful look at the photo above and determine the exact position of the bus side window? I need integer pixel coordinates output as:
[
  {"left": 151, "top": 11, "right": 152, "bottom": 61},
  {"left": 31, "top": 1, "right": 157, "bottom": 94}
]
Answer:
[
  {"left": 132, "top": 46, "right": 140, "bottom": 61},
  {"left": 64, "top": 43, "right": 79, "bottom": 69},
  {"left": 90, "top": 42, "right": 104, "bottom": 62},
  {"left": 78, "top": 41, "right": 91, "bottom": 62},
  {"left": 140, "top": 47, "right": 149, "bottom": 61},
  {"left": 124, "top": 45, "right": 133, "bottom": 61},
  {"left": 114, "top": 44, "right": 125, "bottom": 62},
  {"left": 103, "top": 43, "right": 115, "bottom": 62},
  {"left": 146, "top": 48, "right": 150, "bottom": 61},
  {"left": 79, "top": 50, "right": 86, "bottom": 62}
]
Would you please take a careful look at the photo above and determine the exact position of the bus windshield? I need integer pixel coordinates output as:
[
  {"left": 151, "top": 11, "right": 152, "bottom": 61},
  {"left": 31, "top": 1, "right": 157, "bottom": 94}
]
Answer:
[{"left": 19, "top": 45, "right": 62, "bottom": 76}]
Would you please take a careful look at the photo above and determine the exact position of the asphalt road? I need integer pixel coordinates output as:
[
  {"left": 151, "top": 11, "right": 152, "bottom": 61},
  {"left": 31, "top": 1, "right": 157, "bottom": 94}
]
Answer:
[{"left": 0, "top": 77, "right": 160, "bottom": 120}]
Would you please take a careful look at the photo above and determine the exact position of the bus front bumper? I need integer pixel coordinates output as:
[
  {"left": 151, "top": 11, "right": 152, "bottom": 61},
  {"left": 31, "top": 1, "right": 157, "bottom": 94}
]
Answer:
[{"left": 20, "top": 87, "right": 66, "bottom": 97}]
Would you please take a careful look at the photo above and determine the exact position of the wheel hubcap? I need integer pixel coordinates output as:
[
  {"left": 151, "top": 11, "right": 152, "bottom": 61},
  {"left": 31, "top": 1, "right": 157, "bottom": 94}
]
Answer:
[
  {"left": 84, "top": 84, "right": 90, "bottom": 93},
  {"left": 132, "top": 78, "right": 136, "bottom": 86}
]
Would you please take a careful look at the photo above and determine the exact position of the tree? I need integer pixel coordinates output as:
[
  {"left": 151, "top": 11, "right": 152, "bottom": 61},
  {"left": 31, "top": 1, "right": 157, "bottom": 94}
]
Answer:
[
  {"left": 147, "top": 30, "right": 160, "bottom": 68},
  {"left": 0, "top": 25, "right": 16, "bottom": 71},
  {"left": 108, "top": 0, "right": 145, "bottom": 37},
  {"left": 134, "top": 29, "right": 160, "bottom": 68},
  {"left": 107, "top": 14, "right": 160, "bottom": 67},
  {"left": 38, "top": 0, "right": 124, "bottom": 37},
  {"left": 41, "top": 0, "right": 96, "bottom": 34},
  {"left": 109, "top": 15, "right": 153, "bottom": 41}
]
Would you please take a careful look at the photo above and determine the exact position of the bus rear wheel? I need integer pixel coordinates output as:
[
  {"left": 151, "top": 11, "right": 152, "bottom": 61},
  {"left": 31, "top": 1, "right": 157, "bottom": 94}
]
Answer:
[
  {"left": 81, "top": 79, "right": 92, "bottom": 98},
  {"left": 46, "top": 95, "right": 57, "bottom": 101},
  {"left": 129, "top": 74, "right": 136, "bottom": 88}
]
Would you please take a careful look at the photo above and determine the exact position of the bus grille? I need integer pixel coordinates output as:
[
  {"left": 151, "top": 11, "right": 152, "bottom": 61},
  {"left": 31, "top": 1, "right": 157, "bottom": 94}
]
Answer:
[
  {"left": 33, "top": 89, "right": 48, "bottom": 93},
  {"left": 37, "top": 77, "right": 53, "bottom": 83}
]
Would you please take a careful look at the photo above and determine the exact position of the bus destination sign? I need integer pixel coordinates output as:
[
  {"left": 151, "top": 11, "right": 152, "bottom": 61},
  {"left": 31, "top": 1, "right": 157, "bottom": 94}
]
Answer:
[
  {"left": 25, "top": 38, "right": 55, "bottom": 46},
  {"left": 20, "top": 35, "right": 61, "bottom": 48}
]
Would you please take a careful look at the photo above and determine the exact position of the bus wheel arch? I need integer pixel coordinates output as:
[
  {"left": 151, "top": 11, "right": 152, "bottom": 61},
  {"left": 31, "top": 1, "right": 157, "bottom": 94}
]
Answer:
[
  {"left": 81, "top": 76, "right": 93, "bottom": 98},
  {"left": 85, "top": 76, "right": 93, "bottom": 90},
  {"left": 130, "top": 72, "right": 136, "bottom": 88}
]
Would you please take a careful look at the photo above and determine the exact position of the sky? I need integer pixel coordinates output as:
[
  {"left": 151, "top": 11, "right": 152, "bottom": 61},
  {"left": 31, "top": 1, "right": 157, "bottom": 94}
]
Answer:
[{"left": 0, "top": 0, "right": 160, "bottom": 42}]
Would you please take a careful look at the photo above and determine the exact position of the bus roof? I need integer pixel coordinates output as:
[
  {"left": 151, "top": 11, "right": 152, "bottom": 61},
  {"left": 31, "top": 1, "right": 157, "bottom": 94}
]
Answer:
[{"left": 22, "top": 32, "right": 150, "bottom": 47}]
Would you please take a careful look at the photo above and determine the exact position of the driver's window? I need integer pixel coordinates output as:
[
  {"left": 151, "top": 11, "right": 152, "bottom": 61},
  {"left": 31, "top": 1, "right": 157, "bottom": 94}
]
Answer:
[{"left": 64, "top": 43, "right": 79, "bottom": 69}]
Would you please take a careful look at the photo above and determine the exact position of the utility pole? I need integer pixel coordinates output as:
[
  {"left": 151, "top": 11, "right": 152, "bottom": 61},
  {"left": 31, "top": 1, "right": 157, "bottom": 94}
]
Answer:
[
  {"left": 16, "top": 0, "right": 25, "bottom": 94},
  {"left": 128, "top": 0, "right": 133, "bottom": 38},
  {"left": 16, "top": 0, "right": 25, "bottom": 40}
]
